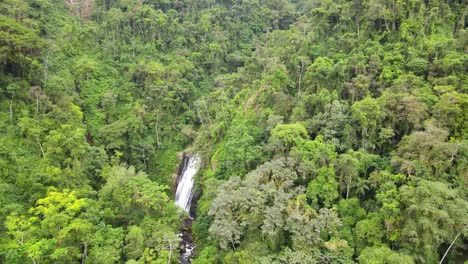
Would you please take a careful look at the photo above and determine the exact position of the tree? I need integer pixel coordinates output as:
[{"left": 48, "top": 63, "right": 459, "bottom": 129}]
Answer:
[
  {"left": 379, "top": 91, "right": 428, "bottom": 137},
  {"left": 375, "top": 182, "right": 401, "bottom": 241},
  {"left": 270, "top": 122, "right": 309, "bottom": 153},
  {"left": 85, "top": 225, "right": 124, "bottom": 264},
  {"left": 355, "top": 214, "right": 385, "bottom": 254},
  {"left": 4, "top": 188, "right": 93, "bottom": 263},
  {"left": 99, "top": 166, "right": 179, "bottom": 226},
  {"left": 306, "top": 166, "right": 339, "bottom": 208},
  {"left": 308, "top": 100, "right": 350, "bottom": 151},
  {"left": 432, "top": 92, "right": 467, "bottom": 138},
  {"left": 335, "top": 154, "right": 359, "bottom": 199},
  {"left": 291, "top": 135, "right": 337, "bottom": 169},
  {"left": 208, "top": 177, "right": 244, "bottom": 250},
  {"left": 214, "top": 117, "right": 262, "bottom": 179},
  {"left": 338, "top": 198, "right": 366, "bottom": 228},
  {"left": 398, "top": 180, "right": 468, "bottom": 262},
  {"left": 0, "top": 14, "right": 44, "bottom": 77},
  {"left": 358, "top": 246, "right": 414, "bottom": 264},
  {"left": 305, "top": 57, "right": 336, "bottom": 92},
  {"left": 351, "top": 96, "right": 382, "bottom": 150},
  {"left": 391, "top": 122, "right": 466, "bottom": 183},
  {"left": 1, "top": 0, "right": 467, "bottom": 263},
  {"left": 286, "top": 196, "right": 342, "bottom": 252}
]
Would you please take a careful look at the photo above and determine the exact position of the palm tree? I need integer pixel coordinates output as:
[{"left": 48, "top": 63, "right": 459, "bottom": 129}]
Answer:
[{"left": 352, "top": 177, "right": 370, "bottom": 199}]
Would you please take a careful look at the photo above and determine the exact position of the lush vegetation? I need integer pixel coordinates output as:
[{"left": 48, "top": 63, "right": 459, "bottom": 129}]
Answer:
[{"left": 0, "top": 0, "right": 467, "bottom": 263}]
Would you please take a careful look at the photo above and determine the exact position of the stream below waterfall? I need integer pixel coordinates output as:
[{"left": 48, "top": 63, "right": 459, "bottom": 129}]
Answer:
[{"left": 175, "top": 155, "right": 200, "bottom": 264}]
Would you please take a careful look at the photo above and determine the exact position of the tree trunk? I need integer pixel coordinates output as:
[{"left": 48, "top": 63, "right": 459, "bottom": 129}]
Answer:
[
  {"left": 440, "top": 232, "right": 462, "bottom": 264},
  {"left": 9, "top": 98, "right": 13, "bottom": 121},
  {"left": 142, "top": 148, "right": 148, "bottom": 170},
  {"left": 384, "top": 18, "right": 391, "bottom": 33},
  {"left": 168, "top": 242, "right": 172, "bottom": 264},
  {"left": 155, "top": 113, "right": 160, "bottom": 147},
  {"left": 36, "top": 95, "right": 39, "bottom": 114},
  {"left": 43, "top": 52, "right": 49, "bottom": 88},
  {"left": 81, "top": 244, "right": 88, "bottom": 264},
  {"left": 346, "top": 177, "right": 351, "bottom": 199},
  {"left": 37, "top": 139, "right": 45, "bottom": 159},
  {"left": 297, "top": 60, "right": 304, "bottom": 95},
  {"left": 357, "top": 21, "right": 360, "bottom": 37}
]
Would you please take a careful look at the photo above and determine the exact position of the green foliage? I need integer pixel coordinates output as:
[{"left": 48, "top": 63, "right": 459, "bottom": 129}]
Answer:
[
  {"left": 1, "top": 0, "right": 467, "bottom": 263},
  {"left": 338, "top": 198, "right": 367, "bottom": 228},
  {"left": 358, "top": 246, "right": 414, "bottom": 264},
  {"left": 192, "top": 245, "right": 218, "bottom": 264},
  {"left": 391, "top": 122, "right": 466, "bottom": 183},
  {"left": 399, "top": 180, "right": 468, "bottom": 261},
  {"left": 213, "top": 115, "right": 263, "bottom": 179},
  {"left": 4, "top": 189, "right": 92, "bottom": 263},
  {"left": 355, "top": 214, "right": 385, "bottom": 254},
  {"left": 207, "top": 156, "right": 350, "bottom": 261},
  {"left": 306, "top": 166, "right": 339, "bottom": 208},
  {"left": 351, "top": 96, "right": 382, "bottom": 150},
  {"left": 272, "top": 123, "right": 308, "bottom": 145}
]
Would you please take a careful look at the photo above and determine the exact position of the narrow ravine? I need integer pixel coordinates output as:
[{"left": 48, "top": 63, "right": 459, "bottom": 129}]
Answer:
[{"left": 175, "top": 155, "right": 200, "bottom": 264}]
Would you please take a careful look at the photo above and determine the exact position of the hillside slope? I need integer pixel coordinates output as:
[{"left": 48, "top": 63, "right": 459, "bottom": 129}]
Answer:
[{"left": 0, "top": 0, "right": 467, "bottom": 263}]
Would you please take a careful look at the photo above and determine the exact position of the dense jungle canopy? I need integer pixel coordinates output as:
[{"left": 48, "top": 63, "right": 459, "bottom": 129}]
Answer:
[{"left": 0, "top": 0, "right": 467, "bottom": 263}]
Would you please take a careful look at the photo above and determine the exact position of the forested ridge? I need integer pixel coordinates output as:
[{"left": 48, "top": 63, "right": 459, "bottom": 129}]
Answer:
[{"left": 0, "top": 0, "right": 467, "bottom": 263}]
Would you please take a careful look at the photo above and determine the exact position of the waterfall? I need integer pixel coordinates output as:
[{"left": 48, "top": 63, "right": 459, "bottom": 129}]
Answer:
[
  {"left": 175, "top": 155, "right": 200, "bottom": 264},
  {"left": 175, "top": 155, "right": 200, "bottom": 213}
]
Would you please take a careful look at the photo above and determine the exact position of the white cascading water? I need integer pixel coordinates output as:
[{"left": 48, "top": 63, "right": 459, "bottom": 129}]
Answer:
[
  {"left": 175, "top": 155, "right": 200, "bottom": 213},
  {"left": 175, "top": 155, "right": 200, "bottom": 264}
]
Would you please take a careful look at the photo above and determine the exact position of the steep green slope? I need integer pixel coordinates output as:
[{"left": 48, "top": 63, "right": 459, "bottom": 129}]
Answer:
[
  {"left": 0, "top": 0, "right": 306, "bottom": 263},
  {"left": 0, "top": 0, "right": 467, "bottom": 263},
  {"left": 190, "top": 0, "right": 467, "bottom": 263}
]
